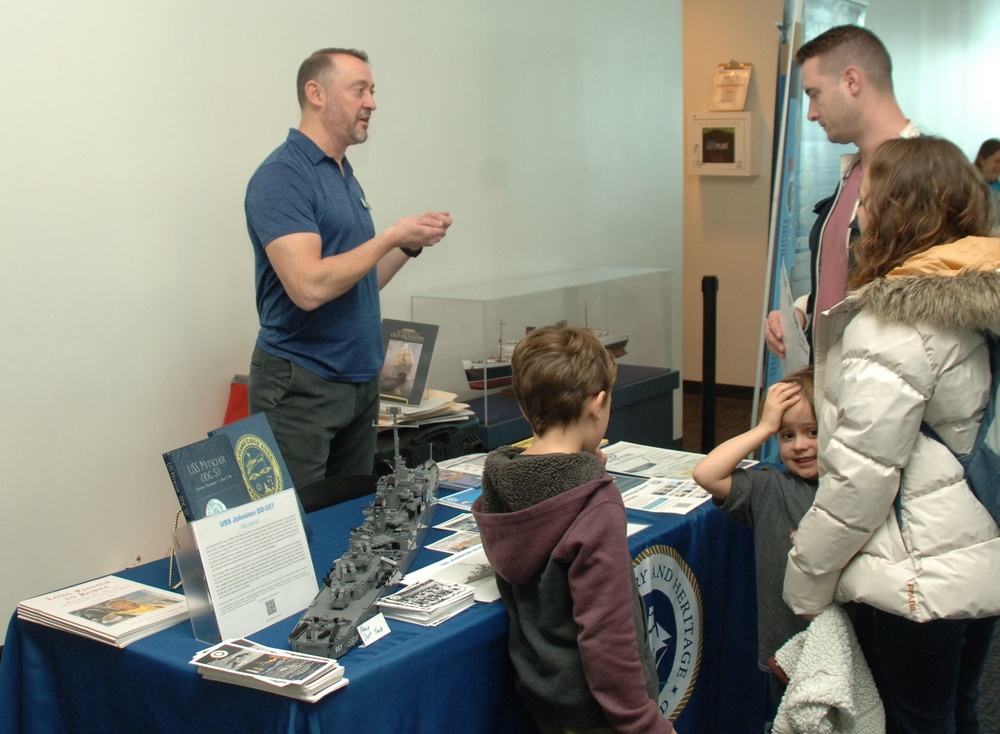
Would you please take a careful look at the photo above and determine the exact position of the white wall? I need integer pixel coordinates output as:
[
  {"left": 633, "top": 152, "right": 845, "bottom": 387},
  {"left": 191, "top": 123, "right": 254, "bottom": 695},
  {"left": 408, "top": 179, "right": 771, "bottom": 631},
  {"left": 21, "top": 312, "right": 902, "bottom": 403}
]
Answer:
[
  {"left": 866, "top": 0, "right": 1000, "bottom": 159},
  {"left": 682, "top": 0, "right": 783, "bottom": 388},
  {"left": 0, "top": 1, "right": 684, "bottom": 639}
]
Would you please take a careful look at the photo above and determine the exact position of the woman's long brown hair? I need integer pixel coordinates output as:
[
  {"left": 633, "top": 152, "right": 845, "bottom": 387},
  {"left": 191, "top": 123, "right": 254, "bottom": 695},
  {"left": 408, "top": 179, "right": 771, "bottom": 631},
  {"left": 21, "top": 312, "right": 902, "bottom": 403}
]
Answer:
[{"left": 848, "top": 136, "right": 995, "bottom": 289}]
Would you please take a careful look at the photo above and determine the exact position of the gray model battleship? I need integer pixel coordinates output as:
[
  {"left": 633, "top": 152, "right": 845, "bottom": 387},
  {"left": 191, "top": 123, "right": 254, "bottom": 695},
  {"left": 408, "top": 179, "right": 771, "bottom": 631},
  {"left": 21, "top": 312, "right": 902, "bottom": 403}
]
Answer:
[{"left": 289, "top": 411, "right": 439, "bottom": 658}]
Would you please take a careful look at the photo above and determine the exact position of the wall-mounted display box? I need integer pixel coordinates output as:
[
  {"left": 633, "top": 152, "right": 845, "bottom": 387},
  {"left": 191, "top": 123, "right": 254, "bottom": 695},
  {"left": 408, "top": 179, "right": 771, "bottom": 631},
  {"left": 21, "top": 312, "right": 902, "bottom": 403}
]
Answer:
[
  {"left": 411, "top": 267, "right": 678, "bottom": 449},
  {"left": 688, "top": 111, "right": 757, "bottom": 176}
]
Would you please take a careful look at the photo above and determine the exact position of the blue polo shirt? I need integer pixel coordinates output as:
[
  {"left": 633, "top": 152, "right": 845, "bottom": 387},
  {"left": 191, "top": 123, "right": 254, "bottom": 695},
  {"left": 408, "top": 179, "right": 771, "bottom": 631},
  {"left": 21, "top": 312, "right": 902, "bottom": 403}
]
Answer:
[{"left": 245, "top": 129, "right": 381, "bottom": 382}]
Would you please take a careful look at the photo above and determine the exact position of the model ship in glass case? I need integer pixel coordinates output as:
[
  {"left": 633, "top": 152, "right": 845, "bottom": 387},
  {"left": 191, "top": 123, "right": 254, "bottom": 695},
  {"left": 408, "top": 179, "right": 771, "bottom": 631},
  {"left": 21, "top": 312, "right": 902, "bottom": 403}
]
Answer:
[
  {"left": 462, "top": 313, "right": 628, "bottom": 391},
  {"left": 289, "top": 410, "right": 438, "bottom": 658}
]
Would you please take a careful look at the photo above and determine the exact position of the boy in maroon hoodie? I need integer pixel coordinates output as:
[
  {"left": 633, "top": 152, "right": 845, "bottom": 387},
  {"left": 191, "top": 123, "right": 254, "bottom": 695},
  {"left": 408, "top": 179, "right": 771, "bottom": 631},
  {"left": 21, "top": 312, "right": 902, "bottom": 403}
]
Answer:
[{"left": 472, "top": 325, "right": 676, "bottom": 734}]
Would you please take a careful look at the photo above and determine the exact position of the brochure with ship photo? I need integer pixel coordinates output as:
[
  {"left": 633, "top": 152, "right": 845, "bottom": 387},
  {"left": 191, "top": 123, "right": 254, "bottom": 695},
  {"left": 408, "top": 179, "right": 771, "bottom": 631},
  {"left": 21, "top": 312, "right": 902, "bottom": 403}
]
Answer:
[
  {"left": 191, "top": 638, "right": 347, "bottom": 702},
  {"left": 436, "top": 486, "right": 482, "bottom": 511},
  {"left": 403, "top": 544, "right": 499, "bottom": 603},
  {"left": 377, "top": 579, "right": 475, "bottom": 626},
  {"left": 17, "top": 575, "right": 188, "bottom": 647},
  {"left": 426, "top": 531, "right": 481, "bottom": 554}
]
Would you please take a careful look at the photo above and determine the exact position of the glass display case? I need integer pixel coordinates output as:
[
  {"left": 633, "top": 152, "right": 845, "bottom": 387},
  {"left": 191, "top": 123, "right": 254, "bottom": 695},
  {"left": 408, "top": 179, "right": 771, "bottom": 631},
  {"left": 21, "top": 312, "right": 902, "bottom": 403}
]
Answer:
[{"left": 412, "top": 266, "right": 676, "bottom": 445}]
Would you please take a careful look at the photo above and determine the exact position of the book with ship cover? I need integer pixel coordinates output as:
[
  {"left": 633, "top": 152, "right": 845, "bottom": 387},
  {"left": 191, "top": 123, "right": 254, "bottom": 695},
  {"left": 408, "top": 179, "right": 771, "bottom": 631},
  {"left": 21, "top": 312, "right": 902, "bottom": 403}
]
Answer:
[
  {"left": 380, "top": 318, "right": 439, "bottom": 405},
  {"left": 16, "top": 575, "right": 188, "bottom": 647},
  {"left": 190, "top": 638, "right": 348, "bottom": 702},
  {"left": 376, "top": 578, "right": 475, "bottom": 626}
]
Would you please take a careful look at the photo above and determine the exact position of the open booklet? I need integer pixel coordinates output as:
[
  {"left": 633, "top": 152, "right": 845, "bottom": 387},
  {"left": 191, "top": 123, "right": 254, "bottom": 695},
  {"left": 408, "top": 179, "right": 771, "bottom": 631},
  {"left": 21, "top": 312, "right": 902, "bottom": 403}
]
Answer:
[{"left": 601, "top": 441, "right": 754, "bottom": 515}]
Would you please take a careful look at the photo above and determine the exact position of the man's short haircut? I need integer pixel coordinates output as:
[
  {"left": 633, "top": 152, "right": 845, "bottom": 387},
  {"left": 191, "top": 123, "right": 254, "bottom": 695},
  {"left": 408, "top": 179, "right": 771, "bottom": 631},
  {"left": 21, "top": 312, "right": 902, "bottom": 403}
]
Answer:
[
  {"left": 296, "top": 47, "right": 370, "bottom": 108},
  {"left": 512, "top": 324, "right": 617, "bottom": 437},
  {"left": 795, "top": 25, "right": 893, "bottom": 94}
]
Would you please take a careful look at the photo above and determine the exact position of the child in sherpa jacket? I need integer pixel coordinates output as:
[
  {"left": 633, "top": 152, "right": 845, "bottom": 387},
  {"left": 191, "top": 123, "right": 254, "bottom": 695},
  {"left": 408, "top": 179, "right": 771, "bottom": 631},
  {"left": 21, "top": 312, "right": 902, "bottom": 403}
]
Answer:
[{"left": 472, "top": 325, "right": 675, "bottom": 734}]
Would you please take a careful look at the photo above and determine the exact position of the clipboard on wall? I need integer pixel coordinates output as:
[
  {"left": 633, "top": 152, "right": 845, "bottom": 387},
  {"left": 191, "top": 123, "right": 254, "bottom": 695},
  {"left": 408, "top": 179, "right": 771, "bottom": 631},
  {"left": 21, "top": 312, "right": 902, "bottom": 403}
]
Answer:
[{"left": 710, "top": 59, "right": 752, "bottom": 111}]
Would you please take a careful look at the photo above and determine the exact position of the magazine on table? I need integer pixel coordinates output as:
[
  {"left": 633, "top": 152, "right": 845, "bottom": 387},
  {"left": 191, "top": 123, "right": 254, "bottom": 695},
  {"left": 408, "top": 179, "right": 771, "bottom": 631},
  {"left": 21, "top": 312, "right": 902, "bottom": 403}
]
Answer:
[
  {"left": 437, "top": 467, "right": 483, "bottom": 491},
  {"left": 426, "top": 530, "right": 482, "bottom": 554},
  {"left": 191, "top": 638, "right": 348, "bottom": 702},
  {"left": 436, "top": 485, "right": 482, "bottom": 511},
  {"left": 616, "top": 475, "right": 713, "bottom": 515},
  {"left": 434, "top": 513, "right": 479, "bottom": 534},
  {"left": 435, "top": 454, "right": 486, "bottom": 491},
  {"left": 16, "top": 575, "right": 188, "bottom": 648},
  {"left": 603, "top": 441, "right": 706, "bottom": 479},
  {"left": 376, "top": 579, "right": 476, "bottom": 626}
]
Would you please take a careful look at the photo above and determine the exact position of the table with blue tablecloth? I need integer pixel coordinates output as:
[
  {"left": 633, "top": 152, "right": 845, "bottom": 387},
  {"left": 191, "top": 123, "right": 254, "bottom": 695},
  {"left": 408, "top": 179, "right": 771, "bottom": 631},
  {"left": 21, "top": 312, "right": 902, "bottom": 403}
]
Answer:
[{"left": 0, "top": 486, "right": 765, "bottom": 733}]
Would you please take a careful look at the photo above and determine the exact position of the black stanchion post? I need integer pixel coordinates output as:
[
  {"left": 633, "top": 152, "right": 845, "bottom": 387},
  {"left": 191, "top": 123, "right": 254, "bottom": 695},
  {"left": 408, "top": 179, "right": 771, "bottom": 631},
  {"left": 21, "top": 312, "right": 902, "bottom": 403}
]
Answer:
[{"left": 701, "top": 276, "right": 718, "bottom": 453}]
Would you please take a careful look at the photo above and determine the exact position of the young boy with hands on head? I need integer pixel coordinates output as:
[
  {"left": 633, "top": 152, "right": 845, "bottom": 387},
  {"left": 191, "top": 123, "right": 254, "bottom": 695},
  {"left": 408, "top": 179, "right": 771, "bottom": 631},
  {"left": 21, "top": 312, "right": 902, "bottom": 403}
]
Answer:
[
  {"left": 472, "top": 324, "right": 676, "bottom": 734},
  {"left": 692, "top": 367, "right": 819, "bottom": 710}
]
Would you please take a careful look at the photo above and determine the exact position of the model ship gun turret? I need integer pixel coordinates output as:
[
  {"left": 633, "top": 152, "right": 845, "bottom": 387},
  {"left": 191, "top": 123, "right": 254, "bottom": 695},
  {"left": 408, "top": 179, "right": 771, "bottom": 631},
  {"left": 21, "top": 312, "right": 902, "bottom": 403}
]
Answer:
[{"left": 289, "top": 407, "right": 439, "bottom": 658}]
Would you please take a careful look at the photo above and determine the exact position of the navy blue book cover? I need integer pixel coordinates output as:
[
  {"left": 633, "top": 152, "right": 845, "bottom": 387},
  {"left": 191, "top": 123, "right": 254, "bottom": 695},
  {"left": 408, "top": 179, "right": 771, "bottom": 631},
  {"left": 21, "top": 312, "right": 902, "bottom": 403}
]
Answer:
[
  {"left": 208, "top": 413, "right": 294, "bottom": 496},
  {"left": 162, "top": 434, "right": 249, "bottom": 521}
]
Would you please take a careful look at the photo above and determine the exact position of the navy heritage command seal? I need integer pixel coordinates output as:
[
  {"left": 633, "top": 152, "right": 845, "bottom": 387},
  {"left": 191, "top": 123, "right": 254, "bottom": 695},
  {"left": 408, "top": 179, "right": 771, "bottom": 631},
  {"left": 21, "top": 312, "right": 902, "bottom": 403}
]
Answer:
[{"left": 633, "top": 545, "right": 702, "bottom": 720}]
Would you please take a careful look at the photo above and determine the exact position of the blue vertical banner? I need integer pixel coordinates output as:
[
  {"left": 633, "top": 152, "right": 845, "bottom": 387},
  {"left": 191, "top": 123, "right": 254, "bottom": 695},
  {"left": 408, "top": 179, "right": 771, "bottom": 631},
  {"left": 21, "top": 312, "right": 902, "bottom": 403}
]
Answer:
[{"left": 757, "top": 1, "right": 804, "bottom": 463}]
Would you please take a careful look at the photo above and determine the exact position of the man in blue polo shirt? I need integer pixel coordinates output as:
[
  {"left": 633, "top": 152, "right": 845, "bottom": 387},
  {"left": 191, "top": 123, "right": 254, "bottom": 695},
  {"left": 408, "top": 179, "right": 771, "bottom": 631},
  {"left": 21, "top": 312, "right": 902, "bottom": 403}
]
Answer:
[{"left": 245, "top": 47, "right": 452, "bottom": 492}]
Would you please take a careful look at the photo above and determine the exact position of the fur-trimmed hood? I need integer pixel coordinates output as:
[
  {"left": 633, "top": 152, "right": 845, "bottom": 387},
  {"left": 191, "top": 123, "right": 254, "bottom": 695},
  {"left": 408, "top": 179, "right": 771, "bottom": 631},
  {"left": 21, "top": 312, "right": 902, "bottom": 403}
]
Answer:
[{"left": 850, "top": 237, "right": 1000, "bottom": 334}]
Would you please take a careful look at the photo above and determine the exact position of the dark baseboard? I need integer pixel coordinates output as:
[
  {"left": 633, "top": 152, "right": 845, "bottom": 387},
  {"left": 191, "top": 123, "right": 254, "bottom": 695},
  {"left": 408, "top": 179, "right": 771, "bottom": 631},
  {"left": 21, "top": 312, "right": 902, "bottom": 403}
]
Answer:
[{"left": 683, "top": 380, "right": 754, "bottom": 401}]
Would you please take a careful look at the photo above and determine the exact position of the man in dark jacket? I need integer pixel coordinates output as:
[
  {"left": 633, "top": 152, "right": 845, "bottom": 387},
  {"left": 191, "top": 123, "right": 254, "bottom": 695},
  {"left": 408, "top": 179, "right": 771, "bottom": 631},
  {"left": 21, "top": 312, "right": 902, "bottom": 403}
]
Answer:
[{"left": 764, "top": 25, "right": 914, "bottom": 358}]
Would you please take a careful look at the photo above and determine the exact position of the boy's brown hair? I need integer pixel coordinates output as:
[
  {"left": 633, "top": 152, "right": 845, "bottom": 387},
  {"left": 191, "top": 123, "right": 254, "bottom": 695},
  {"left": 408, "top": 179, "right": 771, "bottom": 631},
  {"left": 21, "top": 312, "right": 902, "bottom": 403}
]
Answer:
[
  {"left": 512, "top": 324, "right": 617, "bottom": 436},
  {"left": 760, "top": 367, "right": 816, "bottom": 423},
  {"left": 779, "top": 367, "right": 815, "bottom": 409}
]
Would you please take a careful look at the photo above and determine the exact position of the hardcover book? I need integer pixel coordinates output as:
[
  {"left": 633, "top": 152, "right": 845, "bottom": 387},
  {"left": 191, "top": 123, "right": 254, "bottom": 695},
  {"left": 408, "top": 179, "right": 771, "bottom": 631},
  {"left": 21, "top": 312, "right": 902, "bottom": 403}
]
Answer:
[
  {"left": 379, "top": 318, "right": 439, "bottom": 405},
  {"left": 163, "top": 434, "right": 248, "bottom": 522},
  {"left": 165, "top": 413, "right": 297, "bottom": 523},
  {"left": 16, "top": 575, "right": 188, "bottom": 647},
  {"left": 208, "top": 412, "right": 294, "bottom": 496}
]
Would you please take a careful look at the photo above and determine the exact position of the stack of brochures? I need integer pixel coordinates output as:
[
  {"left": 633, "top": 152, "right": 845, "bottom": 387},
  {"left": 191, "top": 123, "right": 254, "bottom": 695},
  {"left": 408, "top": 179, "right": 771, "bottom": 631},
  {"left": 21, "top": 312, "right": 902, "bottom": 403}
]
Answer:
[
  {"left": 190, "top": 638, "right": 348, "bottom": 702},
  {"left": 376, "top": 578, "right": 476, "bottom": 626},
  {"left": 16, "top": 575, "right": 188, "bottom": 648}
]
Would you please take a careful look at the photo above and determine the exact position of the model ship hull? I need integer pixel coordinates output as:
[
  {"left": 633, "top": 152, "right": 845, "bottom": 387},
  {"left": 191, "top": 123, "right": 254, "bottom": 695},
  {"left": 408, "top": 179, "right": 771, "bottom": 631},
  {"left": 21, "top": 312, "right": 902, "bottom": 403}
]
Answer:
[
  {"left": 597, "top": 331, "right": 629, "bottom": 356},
  {"left": 289, "top": 461, "right": 439, "bottom": 659},
  {"left": 461, "top": 330, "right": 628, "bottom": 390},
  {"left": 462, "top": 359, "right": 514, "bottom": 390}
]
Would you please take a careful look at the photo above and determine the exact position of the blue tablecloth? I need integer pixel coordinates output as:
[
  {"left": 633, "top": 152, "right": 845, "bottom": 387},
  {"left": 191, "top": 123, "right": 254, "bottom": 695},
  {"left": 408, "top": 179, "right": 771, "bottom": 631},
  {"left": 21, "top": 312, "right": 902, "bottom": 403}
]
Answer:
[{"left": 0, "top": 492, "right": 764, "bottom": 733}]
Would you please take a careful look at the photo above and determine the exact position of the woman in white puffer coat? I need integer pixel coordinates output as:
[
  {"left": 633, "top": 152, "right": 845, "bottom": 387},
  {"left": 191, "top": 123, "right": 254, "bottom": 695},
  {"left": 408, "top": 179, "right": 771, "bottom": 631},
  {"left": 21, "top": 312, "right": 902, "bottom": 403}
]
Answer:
[{"left": 782, "top": 136, "right": 1000, "bottom": 733}]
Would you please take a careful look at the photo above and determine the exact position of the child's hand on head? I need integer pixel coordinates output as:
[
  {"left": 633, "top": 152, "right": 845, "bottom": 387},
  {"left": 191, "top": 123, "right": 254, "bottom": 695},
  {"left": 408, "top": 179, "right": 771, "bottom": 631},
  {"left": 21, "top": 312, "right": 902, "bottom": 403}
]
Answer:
[{"left": 759, "top": 381, "right": 801, "bottom": 435}]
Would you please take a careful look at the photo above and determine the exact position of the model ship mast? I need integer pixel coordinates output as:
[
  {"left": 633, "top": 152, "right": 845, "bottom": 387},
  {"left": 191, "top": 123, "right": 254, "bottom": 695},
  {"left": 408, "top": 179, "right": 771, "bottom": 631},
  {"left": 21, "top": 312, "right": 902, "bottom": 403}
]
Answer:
[{"left": 288, "top": 408, "right": 439, "bottom": 658}]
